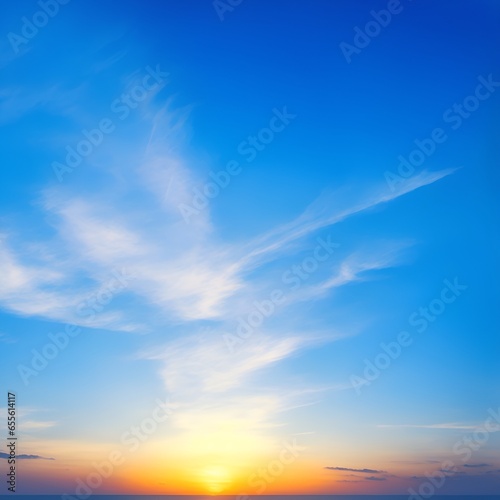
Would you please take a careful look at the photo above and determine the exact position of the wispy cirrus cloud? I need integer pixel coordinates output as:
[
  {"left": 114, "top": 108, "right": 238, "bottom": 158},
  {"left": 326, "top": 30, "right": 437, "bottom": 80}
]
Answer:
[
  {"left": 377, "top": 422, "right": 490, "bottom": 430},
  {"left": 325, "top": 466, "right": 386, "bottom": 474},
  {"left": 0, "top": 407, "right": 57, "bottom": 436},
  {"left": 0, "top": 99, "right": 455, "bottom": 466},
  {"left": 0, "top": 452, "right": 54, "bottom": 460},
  {"left": 236, "top": 168, "right": 455, "bottom": 273},
  {"left": 0, "top": 145, "right": 452, "bottom": 330},
  {"left": 143, "top": 333, "right": 316, "bottom": 394},
  {"left": 21, "top": 421, "right": 57, "bottom": 431}
]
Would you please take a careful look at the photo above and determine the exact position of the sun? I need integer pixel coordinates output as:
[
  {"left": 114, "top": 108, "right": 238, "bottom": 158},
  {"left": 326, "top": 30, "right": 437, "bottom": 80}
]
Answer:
[{"left": 200, "top": 465, "right": 232, "bottom": 494}]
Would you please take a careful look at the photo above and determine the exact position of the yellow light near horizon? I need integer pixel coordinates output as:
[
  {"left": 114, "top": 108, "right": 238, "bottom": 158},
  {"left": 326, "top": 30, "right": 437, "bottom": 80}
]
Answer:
[{"left": 200, "top": 464, "right": 232, "bottom": 494}]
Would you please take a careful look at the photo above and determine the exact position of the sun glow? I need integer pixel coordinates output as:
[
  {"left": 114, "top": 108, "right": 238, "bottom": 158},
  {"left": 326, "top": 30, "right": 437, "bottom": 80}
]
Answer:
[{"left": 200, "top": 465, "right": 232, "bottom": 494}]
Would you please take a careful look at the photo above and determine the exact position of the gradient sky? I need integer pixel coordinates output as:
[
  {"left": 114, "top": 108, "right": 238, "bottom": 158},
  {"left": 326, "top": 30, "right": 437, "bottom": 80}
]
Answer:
[{"left": 0, "top": 0, "right": 499, "bottom": 496}]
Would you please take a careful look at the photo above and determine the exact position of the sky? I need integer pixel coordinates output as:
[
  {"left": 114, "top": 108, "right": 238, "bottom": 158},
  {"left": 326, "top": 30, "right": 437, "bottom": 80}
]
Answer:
[{"left": 0, "top": 0, "right": 499, "bottom": 496}]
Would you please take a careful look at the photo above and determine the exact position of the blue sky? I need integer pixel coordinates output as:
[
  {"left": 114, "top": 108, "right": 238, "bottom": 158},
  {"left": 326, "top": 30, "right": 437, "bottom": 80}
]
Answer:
[{"left": 0, "top": 0, "right": 499, "bottom": 495}]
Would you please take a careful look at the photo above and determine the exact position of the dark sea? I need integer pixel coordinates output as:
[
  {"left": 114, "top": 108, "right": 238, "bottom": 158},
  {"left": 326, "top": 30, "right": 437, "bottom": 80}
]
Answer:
[{"left": 12, "top": 496, "right": 500, "bottom": 500}]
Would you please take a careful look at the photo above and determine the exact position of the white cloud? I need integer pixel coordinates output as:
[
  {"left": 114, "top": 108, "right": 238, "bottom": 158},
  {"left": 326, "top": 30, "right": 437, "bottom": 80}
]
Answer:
[
  {"left": 144, "top": 332, "right": 316, "bottom": 393},
  {"left": 377, "top": 423, "right": 493, "bottom": 430}
]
